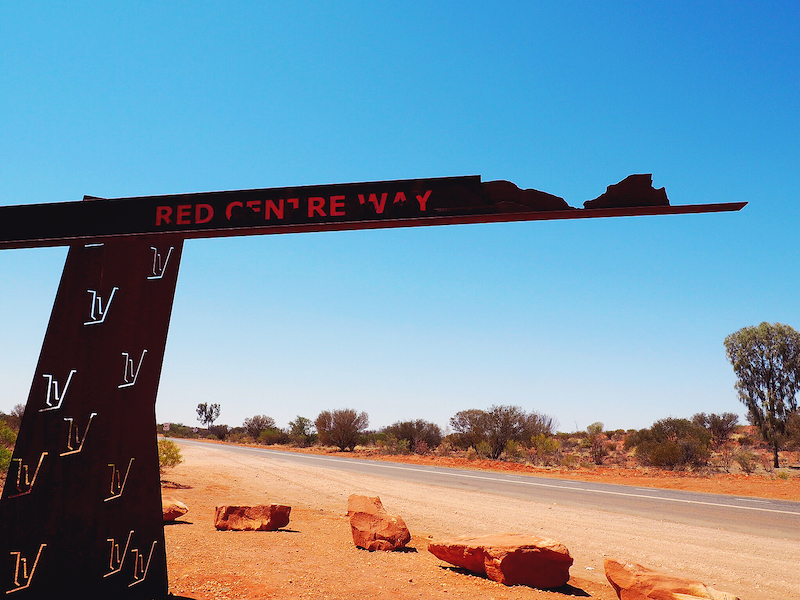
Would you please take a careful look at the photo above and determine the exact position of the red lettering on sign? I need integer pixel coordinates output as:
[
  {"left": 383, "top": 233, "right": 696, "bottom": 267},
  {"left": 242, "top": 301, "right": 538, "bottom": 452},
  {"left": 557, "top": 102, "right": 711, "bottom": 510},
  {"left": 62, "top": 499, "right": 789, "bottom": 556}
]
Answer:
[
  {"left": 287, "top": 198, "right": 299, "bottom": 210},
  {"left": 225, "top": 201, "right": 243, "bottom": 220},
  {"left": 177, "top": 205, "right": 192, "bottom": 225},
  {"left": 393, "top": 191, "right": 407, "bottom": 205},
  {"left": 246, "top": 200, "right": 262, "bottom": 213},
  {"left": 265, "top": 199, "right": 284, "bottom": 220},
  {"left": 155, "top": 206, "right": 172, "bottom": 226},
  {"left": 330, "top": 195, "right": 345, "bottom": 216},
  {"left": 416, "top": 190, "right": 432, "bottom": 211},
  {"left": 196, "top": 204, "right": 214, "bottom": 224},
  {"left": 308, "top": 197, "right": 326, "bottom": 218},
  {"left": 358, "top": 192, "right": 388, "bottom": 214}
]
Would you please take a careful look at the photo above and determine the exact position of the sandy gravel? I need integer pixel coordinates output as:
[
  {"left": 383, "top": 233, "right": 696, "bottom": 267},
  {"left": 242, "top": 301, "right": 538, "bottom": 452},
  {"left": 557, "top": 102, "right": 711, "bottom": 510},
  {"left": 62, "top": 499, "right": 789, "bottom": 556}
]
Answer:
[{"left": 163, "top": 443, "right": 800, "bottom": 600}]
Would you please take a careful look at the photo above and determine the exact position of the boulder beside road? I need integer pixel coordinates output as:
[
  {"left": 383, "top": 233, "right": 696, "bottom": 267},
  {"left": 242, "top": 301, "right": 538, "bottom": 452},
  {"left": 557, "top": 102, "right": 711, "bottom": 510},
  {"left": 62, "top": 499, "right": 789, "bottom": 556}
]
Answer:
[
  {"left": 214, "top": 504, "right": 291, "bottom": 531},
  {"left": 162, "top": 496, "right": 189, "bottom": 522},
  {"left": 347, "top": 494, "right": 411, "bottom": 551},
  {"left": 428, "top": 533, "right": 573, "bottom": 588},
  {"left": 604, "top": 558, "right": 740, "bottom": 600}
]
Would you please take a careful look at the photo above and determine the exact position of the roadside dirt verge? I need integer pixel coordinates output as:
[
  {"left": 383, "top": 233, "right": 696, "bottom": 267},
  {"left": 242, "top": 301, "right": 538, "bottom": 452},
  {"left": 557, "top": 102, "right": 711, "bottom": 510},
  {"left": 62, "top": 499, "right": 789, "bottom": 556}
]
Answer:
[{"left": 163, "top": 443, "right": 800, "bottom": 600}]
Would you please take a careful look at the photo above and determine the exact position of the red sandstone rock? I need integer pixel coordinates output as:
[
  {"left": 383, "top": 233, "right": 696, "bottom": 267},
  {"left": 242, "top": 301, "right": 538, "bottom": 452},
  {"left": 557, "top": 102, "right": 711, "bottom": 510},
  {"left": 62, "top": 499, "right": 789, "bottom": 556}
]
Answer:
[
  {"left": 214, "top": 504, "right": 291, "bottom": 531},
  {"left": 604, "top": 558, "right": 739, "bottom": 600},
  {"left": 427, "top": 533, "right": 573, "bottom": 588},
  {"left": 162, "top": 496, "right": 188, "bottom": 522},
  {"left": 347, "top": 495, "right": 411, "bottom": 551}
]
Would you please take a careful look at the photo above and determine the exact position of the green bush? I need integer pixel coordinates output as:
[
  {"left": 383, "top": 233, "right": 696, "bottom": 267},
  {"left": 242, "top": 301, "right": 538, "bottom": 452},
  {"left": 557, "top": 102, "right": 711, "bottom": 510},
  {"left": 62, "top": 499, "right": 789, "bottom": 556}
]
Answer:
[
  {"left": 157, "top": 439, "right": 183, "bottom": 475},
  {"left": 530, "top": 433, "right": 561, "bottom": 465},
  {"left": 258, "top": 428, "right": 289, "bottom": 445},
  {"left": 628, "top": 418, "right": 711, "bottom": 469},
  {"left": 475, "top": 441, "right": 492, "bottom": 459},
  {"left": 734, "top": 450, "right": 757, "bottom": 474},
  {"left": 0, "top": 446, "right": 12, "bottom": 473},
  {"left": 0, "top": 421, "right": 16, "bottom": 447},
  {"left": 502, "top": 439, "right": 525, "bottom": 461}
]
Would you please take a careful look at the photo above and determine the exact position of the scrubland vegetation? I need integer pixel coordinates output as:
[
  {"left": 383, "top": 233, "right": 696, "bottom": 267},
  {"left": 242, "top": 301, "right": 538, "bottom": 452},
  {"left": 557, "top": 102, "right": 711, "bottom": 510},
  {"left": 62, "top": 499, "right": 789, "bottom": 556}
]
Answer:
[
  {"left": 2, "top": 322, "right": 798, "bottom": 484},
  {"left": 155, "top": 404, "right": 800, "bottom": 477}
]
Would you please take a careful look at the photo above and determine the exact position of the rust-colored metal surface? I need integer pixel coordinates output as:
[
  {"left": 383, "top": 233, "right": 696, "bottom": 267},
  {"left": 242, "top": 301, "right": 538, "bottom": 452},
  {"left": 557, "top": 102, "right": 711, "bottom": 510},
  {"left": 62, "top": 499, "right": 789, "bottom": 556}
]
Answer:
[
  {"left": 0, "top": 175, "right": 745, "bottom": 250},
  {"left": 1, "top": 237, "right": 183, "bottom": 598}
]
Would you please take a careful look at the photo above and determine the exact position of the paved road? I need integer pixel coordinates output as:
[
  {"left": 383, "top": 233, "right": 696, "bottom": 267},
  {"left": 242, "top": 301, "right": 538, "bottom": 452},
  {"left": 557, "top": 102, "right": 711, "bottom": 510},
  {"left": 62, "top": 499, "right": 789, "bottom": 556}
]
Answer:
[{"left": 174, "top": 439, "right": 800, "bottom": 540}]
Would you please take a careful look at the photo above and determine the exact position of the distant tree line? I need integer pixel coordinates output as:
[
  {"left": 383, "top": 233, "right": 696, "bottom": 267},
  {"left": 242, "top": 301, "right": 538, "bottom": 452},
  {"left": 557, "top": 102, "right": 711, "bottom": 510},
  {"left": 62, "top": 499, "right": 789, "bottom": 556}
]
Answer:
[{"left": 156, "top": 320, "right": 800, "bottom": 474}]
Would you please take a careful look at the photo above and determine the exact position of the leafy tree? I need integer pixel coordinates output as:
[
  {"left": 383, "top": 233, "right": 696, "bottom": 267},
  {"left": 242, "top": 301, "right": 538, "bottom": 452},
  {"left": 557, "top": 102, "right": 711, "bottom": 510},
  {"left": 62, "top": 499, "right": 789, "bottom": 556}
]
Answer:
[
  {"left": 382, "top": 419, "right": 442, "bottom": 453},
  {"left": 9, "top": 404, "right": 25, "bottom": 430},
  {"left": 692, "top": 412, "right": 740, "bottom": 449},
  {"left": 725, "top": 322, "right": 800, "bottom": 468},
  {"left": 786, "top": 411, "right": 800, "bottom": 450},
  {"left": 288, "top": 416, "right": 315, "bottom": 447},
  {"left": 484, "top": 405, "right": 528, "bottom": 459},
  {"left": 243, "top": 415, "right": 277, "bottom": 439},
  {"left": 0, "top": 417, "right": 17, "bottom": 477},
  {"left": 157, "top": 439, "right": 183, "bottom": 475},
  {"left": 449, "top": 409, "right": 488, "bottom": 450},
  {"left": 449, "top": 405, "right": 556, "bottom": 459},
  {"left": 196, "top": 402, "right": 221, "bottom": 428},
  {"left": 626, "top": 418, "right": 711, "bottom": 469},
  {"left": 315, "top": 409, "right": 369, "bottom": 451},
  {"left": 586, "top": 422, "right": 608, "bottom": 465}
]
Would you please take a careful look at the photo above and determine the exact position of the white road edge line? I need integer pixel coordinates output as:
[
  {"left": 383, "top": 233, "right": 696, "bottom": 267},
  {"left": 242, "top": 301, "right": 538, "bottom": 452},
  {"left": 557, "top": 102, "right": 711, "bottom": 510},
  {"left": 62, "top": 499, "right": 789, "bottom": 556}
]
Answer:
[{"left": 186, "top": 442, "right": 799, "bottom": 517}]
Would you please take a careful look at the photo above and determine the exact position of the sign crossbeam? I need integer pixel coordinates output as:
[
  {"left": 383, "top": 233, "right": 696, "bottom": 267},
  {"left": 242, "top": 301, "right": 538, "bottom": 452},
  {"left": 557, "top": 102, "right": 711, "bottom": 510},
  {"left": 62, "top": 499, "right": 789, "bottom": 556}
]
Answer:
[{"left": 0, "top": 175, "right": 745, "bottom": 249}]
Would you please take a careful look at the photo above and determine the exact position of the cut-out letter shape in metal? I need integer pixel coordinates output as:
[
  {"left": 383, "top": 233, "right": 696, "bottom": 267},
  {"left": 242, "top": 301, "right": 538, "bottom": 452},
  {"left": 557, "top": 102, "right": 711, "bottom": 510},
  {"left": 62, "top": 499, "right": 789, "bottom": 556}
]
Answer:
[
  {"left": 105, "top": 458, "right": 134, "bottom": 502},
  {"left": 39, "top": 370, "right": 76, "bottom": 412},
  {"left": 7, "top": 544, "right": 46, "bottom": 594},
  {"left": 60, "top": 413, "right": 97, "bottom": 457}
]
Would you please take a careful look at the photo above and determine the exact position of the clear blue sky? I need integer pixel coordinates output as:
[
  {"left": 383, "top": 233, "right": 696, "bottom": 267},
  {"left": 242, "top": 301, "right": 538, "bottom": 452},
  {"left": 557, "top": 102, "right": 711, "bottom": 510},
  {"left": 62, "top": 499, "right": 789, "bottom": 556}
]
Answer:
[{"left": 1, "top": 2, "right": 798, "bottom": 433}]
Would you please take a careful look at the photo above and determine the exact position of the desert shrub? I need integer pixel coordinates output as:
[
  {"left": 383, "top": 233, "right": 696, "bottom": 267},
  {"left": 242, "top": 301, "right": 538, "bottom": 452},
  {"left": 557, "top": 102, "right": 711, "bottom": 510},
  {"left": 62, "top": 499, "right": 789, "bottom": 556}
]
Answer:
[
  {"left": 288, "top": 416, "right": 315, "bottom": 447},
  {"left": 208, "top": 424, "right": 230, "bottom": 441},
  {"left": 413, "top": 440, "right": 430, "bottom": 455},
  {"left": 560, "top": 454, "right": 578, "bottom": 468},
  {"left": 381, "top": 419, "right": 442, "bottom": 453},
  {"left": 158, "top": 439, "right": 183, "bottom": 475},
  {"left": 692, "top": 412, "right": 740, "bottom": 449},
  {"left": 530, "top": 433, "right": 561, "bottom": 466},
  {"left": 0, "top": 421, "right": 17, "bottom": 447},
  {"left": 315, "top": 409, "right": 369, "bottom": 451},
  {"left": 243, "top": 415, "right": 277, "bottom": 440},
  {"left": 734, "top": 450, "right": 758, "bottom": 474},
  {"left": 737, "top": 435, "right": 754, "bottom": 447},
  {"left": 627, "top": 418, "right": 711, "bottom": 469},
  {"left": 258, "top": 428, "right": 289, "bottom": 445},
  {"left": 434, "top": 439, "right": 455, "bottom": 457},
  {"left": 502, "top": 439, "right": 525, "bottom": 462},
  {"left": 586, "top": 422, "right": 608, "bottom": 465},
  {"left": 449, "top": 405, "right": 556, "bottom": 459},
  {"left": 226, "top": 430, "right": 249, "bottom": 444},
  {"left": 776, "top": 470, "right": 790, "bottom": 480},
  {"left": 475, "top": 441, "right": 492, "bottom": 459},
  {"left": 158, "top": 423, "right": 200, "bottom": 438},
  {"left": 465, "top": 447, "right": 478, "bottom": 461},
  {"left": 0, "top": 446, "right": 12, "bottom": 474},
  {"left": 761, "top": 454, "right": 776, "bottom": 472},
  {"left": 376, "top": 434, "right": 411, "bottom": 455}
]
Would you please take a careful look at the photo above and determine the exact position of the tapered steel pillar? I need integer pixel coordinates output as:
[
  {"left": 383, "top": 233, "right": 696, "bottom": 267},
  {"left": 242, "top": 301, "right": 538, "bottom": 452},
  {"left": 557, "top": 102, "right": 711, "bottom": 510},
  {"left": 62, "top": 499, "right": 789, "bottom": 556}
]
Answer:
[{"left": 1, "top": 236, "right": 183, "bottom": 598}]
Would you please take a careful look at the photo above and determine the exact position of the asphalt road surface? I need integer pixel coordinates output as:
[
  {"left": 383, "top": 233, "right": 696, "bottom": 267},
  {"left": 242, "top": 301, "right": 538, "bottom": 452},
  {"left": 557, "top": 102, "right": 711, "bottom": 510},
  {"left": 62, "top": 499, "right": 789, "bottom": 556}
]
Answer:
[{"left": 174, "top": 439, "right": 800, "bottom": 541}]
